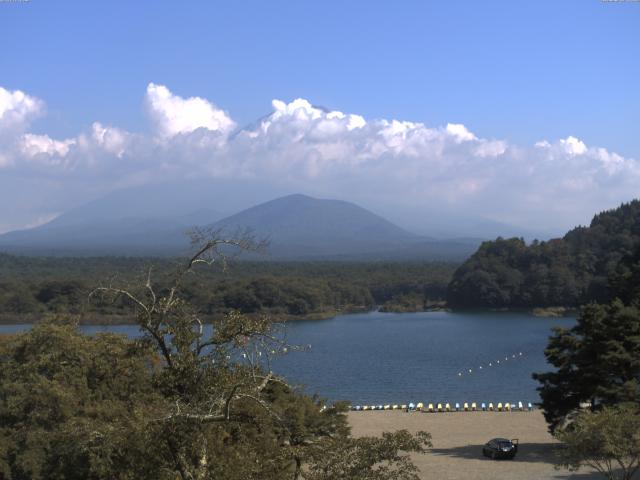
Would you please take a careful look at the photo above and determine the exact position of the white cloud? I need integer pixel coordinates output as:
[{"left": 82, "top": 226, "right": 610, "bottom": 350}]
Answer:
[
  {"left": 446, "top": 123, "right": 477, "bottom": 143},
  {"left": 0, "top": 86, "right": 44, "bottom": 131},
  {"left": 20, "top": 133, "right": 75, "bottom": 158},
  {"left": 145, "top": 83, "right": 236, "bottom": 138},
  {"left": 474, "top": 140, "right": 507, "bottom": 158},
  {"left": 560, "top": 135, "right": 587, "bottom": 156},
  {"left": 90, "top": 122, "right": 128, "bottom": 158},
  {"left": 0, "top": 82, "right": 638, "bottom": 234}
]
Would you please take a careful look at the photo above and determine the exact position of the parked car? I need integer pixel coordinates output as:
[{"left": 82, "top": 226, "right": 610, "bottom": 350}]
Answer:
[{"left": 482, "top": 438, "right": 518, "bottom": 459}]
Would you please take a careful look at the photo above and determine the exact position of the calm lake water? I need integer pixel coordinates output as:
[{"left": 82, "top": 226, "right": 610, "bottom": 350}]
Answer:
[{"left": 0, "top": 311, "right": 575, "bottom": 406}]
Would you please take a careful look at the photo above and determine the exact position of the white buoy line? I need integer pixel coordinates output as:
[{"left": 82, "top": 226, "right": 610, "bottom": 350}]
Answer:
[
  {"left": 351, "top": 401, "right": 534, "bottom": 412},
  {"left": 456, "top": 352, "right": 525, "bottom": 377}
]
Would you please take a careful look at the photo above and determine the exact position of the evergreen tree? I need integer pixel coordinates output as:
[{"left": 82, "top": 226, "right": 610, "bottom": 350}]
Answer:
[{"left": 533, "top": 300, "right": 640, "bottom": 432}]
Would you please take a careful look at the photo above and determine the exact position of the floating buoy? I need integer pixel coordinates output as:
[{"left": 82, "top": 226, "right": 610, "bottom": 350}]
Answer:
[
  {"left": 458, "top": 372, "right": 462, "bottom": 376},
  {"left": 352, "top": 400, "right": 534, "bottom": 414}
]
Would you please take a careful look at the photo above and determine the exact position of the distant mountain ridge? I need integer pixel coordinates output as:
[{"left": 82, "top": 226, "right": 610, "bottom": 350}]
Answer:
[
  {"left": 0, "top": 188, "right": 480, "bottom": 260},
  {"left": 210, "top": 194, "right": 419, "bottom": 257}
]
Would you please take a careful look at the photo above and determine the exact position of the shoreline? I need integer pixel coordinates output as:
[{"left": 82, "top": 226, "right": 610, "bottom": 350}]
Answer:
[{"left": 0, "top": 305, "right": 577, "bottom": 326}]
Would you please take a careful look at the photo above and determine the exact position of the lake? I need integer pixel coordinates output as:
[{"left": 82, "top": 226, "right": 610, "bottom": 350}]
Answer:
[{"left": 0, "top": 311, "right": 575, "bottom": 406}]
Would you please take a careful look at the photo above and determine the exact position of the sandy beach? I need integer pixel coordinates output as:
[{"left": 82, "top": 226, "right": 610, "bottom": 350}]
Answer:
[{"left": 348, "top": 410, "right": 602, "bottom": 480}]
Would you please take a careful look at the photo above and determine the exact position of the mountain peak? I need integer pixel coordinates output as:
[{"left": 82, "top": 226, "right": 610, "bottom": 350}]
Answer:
[
  {"left": 271, "top": 193, "right": 315, "bottom": 202},
  {"left": 0, "top": 188, "right": 479, "bottom": 260}
]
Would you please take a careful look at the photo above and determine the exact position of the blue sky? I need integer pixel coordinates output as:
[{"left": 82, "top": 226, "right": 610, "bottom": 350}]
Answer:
[
  {"left": 0, "top": 0, "right": 639, "bottom": 234},
  {"left": 2, "top": 0, "right": 638, "bottom": 155}
]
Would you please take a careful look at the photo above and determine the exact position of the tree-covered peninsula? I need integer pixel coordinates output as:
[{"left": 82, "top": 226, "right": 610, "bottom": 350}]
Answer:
[{"left": 447, "top": 200, "right": 640, "bottom": 309}]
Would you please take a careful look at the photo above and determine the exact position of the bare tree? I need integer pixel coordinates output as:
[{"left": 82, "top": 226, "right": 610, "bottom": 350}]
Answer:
[
  {"left": 89, "top": 229, "right": 292, "bottom": 479},
  {"left": 86, "top": 229, "right": 430, "bottom": 480}
]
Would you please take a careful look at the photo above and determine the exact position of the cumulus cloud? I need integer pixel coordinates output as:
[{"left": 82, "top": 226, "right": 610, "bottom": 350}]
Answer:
[
  {"left": 560, "top": 135, "right": 587, "bottom": 156},
  {"left": 89, "top": 122, "right": 129, "bottom": 158},
  {"left": 0, "top": 82, "right": 638, "bottom": 234},
  {"left": 0, "top": 86, "right": 43, "bottom": 132},
  {"left": 20, "top": 134, "right": 75, "bottom": 158},
  {"left": 146, "top": 83, "right": 236, "bottom": 138},
  {"left": 446, "top": 123, "right": 477, "bottom": 143}
]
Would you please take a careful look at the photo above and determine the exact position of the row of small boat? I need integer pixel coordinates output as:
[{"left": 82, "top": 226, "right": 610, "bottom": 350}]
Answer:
[{"left": 351, "top": 401, "right": 534, "bottom": 412}]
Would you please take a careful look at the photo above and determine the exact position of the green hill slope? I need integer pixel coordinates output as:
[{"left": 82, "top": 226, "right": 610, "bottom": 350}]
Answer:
[{"left": 447, "top": 200, "right": 640, "bottom": 308}]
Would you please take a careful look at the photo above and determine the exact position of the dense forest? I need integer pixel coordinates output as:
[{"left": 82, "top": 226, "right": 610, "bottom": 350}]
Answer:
[
  {"left": 533, "top": 241, "right": 640, "bottom": 439},
  {"left": 0, "top": 239, "right": 432, "bottom": 480},
  {"left": 0, "top": 255, "right": 456, "bottom": 323},
  {"left": 447, "top": 200, "right": 640, "bottom": 308}
]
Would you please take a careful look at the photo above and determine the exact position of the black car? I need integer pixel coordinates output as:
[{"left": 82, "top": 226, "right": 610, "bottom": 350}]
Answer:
[{"left": 482, "top": 438, "right": 518, "bottom": 459}]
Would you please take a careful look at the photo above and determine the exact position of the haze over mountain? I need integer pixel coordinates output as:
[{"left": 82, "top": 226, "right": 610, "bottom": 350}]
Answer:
[
  {"left": 0, "top": 187, "right": 483, "bottom": 260},
  {"left": 0, "top": 179, "right": 280, "bottom": 256},
  {"left": 209, "top": 193, "right": 423, "bottom": 259}
]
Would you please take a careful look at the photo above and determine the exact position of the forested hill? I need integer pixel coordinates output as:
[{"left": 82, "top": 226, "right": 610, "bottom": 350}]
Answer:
[{"left": 446, "top": 200, "right": 640, "bottom": 308}]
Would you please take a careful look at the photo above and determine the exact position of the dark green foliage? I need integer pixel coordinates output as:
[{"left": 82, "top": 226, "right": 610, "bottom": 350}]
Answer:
[
  {"left": 447, "top": 200, "right": 640, "bottom": 308},
  {"left": 0, "top": 256, "right": 456, "bottom": 323},
  {"left": 0, "top": 319, "right": 165, "bottom": 480},
  {"left": 609, "top": 247, "right": 640, "bottom": 306},
  {"left": 0, "top": 239, "right": 432, "bottom": 479},
  {"left": 533, "top": 299, "right": 640, "bottom": 432},
  {"left": 533, "top": 241, "right": 640, "bottom": 435}
]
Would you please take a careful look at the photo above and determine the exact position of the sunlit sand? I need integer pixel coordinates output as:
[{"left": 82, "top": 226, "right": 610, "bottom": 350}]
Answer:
[{"left": 348, "top": 410, "right": 600, "bottom": 480}]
